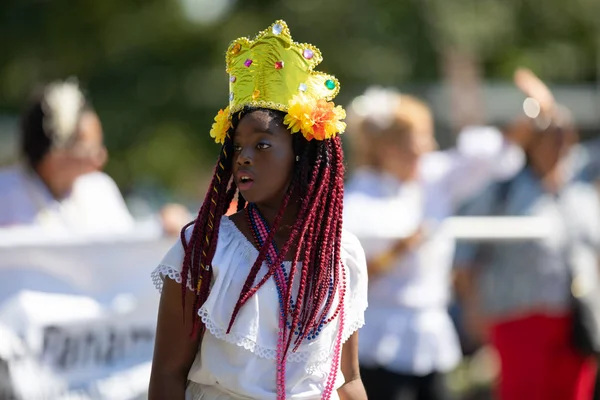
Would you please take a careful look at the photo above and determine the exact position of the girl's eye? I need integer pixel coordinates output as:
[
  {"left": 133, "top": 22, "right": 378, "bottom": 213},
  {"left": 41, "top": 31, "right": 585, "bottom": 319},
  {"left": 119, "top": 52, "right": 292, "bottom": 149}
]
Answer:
[
  {"left": 257, "top": 143, "right": 271, "bottom": 150},
  {"left": 233, "top": 144, "right": 242, "bottom": 152}
]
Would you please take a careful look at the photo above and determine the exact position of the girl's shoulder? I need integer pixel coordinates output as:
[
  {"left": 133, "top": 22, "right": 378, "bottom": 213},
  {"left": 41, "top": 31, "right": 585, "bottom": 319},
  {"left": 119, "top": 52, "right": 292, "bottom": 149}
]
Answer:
[
  {"left": 152, "top": 216, "right": 367, "bottom": 295},
  {"left": 195, "top": 215, "right": 257, "bottom": 268},
  {"left": 340, "top": 229, "right": 366, "bottom": 270},
  {"left": 220, "top": 216, "right": 368, "bottom": 285},
  {"left": 151, "top": 215, "right": 254, "bottom": 292},
  {"left": 340, "top": 229, "right": 368, "bottom": 300},
  {"left": 223, "top": 212, "right": 367, "bottom": 272},
  {"left": 339, "top": 229, "right": 368, "bottom": 340}
]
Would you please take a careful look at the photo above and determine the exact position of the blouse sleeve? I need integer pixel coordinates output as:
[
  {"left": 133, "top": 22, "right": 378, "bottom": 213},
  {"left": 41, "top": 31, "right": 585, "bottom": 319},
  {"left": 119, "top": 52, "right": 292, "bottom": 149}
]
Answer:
[
  {"left": 341, "top": 230, "right": 369, "bottom": 342},
  {"left": 151, "top": 224, "right": 195, "bottom": 293}
]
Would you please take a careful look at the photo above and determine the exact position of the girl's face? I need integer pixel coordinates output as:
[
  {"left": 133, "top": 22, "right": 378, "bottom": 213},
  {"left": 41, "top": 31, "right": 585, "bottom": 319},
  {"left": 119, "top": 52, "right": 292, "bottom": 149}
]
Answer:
[{"left": 232, "top": 110, "right": 295, "bottom": 207}]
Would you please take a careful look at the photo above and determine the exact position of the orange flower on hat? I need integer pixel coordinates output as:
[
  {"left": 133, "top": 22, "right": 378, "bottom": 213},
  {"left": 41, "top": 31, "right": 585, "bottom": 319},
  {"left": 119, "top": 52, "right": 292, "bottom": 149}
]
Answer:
[
  {"left": 210, "top": 106, "right": 232, "bottom": 144},
  {"left": 284, "top": 94, "right": 346, "bottom": 141}
]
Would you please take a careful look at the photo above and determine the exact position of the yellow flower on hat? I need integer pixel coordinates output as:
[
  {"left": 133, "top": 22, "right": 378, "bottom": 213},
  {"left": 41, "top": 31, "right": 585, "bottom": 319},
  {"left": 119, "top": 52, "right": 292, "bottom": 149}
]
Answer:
[
  {"left": 210, "top": 106, "right": 232, "bottom": 144},
  {"left": 284, "top": 94, "right": 346, "bottom": 141}
]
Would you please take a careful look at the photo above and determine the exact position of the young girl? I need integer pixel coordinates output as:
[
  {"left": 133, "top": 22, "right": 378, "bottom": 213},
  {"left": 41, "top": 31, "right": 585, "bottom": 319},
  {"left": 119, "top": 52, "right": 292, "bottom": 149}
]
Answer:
[{"left": 149, "top": 21, "right": 368, "bottom": 400}]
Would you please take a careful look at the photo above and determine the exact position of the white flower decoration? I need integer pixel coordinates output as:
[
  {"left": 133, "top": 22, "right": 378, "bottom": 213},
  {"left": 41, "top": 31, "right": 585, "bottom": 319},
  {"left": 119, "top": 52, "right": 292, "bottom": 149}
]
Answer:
[
  {"left": 42, "top": 79, "right": 85, "bottom": 148},
  {"left": 349, "top": 86, "right": 402, "bottom": 131}
]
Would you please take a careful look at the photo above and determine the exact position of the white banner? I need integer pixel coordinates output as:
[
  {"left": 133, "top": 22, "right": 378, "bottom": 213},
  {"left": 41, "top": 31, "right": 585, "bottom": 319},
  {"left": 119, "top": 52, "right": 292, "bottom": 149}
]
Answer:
[
  {"left": 0, "top": 229, "right": 174, "bottom": 400},
  {"left": 0, "top": 226, "right": 172, "bottom": 305}
]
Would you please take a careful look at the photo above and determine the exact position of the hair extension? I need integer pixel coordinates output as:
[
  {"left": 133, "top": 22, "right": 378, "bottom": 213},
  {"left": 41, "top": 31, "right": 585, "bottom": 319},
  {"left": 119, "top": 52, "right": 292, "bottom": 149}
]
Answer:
[
  {"left": 181, "top": 107, "right": 346, "bottom": 360},
  {"left": 180, "top": 122, "right": 236, "bottom": 335}
]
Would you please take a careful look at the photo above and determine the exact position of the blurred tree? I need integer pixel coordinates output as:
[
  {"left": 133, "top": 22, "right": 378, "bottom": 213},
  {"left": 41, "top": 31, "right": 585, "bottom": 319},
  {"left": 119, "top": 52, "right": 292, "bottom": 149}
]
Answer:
[
  {"left": 0, "top": 0, "right": 596, "bottom": 200},
  {"left": 418, "top": 0, "right": 598, "bottom": 129}
]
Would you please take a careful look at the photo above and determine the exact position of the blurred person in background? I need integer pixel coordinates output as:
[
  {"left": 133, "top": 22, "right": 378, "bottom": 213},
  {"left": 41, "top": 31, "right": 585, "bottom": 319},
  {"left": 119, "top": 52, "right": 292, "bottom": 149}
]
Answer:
[
  {"left": 454, "top": 69, "right": 600, "bottom": 400},
  {"left": 573, "top": 137, "right": 600, "bottom": 186},
  {"left": 342, "top": 87, "right": 523, "bottom": 400},
  {"left": 0, "top": 78, "right": 190, "bottom": 235},
  {"left": 0, "top": 79, "right": 135, "bottom": 234}
]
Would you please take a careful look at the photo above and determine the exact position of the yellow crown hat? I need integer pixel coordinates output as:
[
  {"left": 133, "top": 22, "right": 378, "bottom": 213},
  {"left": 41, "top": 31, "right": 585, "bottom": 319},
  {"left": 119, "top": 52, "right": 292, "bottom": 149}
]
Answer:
[{"left": 210, "top": 20, "right": 346, "bottom": 144}]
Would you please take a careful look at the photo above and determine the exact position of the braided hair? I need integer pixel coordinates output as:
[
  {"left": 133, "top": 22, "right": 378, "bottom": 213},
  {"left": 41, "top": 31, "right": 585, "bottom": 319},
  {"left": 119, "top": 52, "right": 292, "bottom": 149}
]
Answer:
[{"left": 180, "top": 107, "right": 345, "bottom": 356}]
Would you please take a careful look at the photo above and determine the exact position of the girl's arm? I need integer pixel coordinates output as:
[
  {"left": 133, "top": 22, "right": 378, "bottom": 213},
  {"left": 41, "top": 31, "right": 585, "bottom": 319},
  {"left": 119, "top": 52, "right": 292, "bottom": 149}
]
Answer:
[
  {"left": 148, "top": 278, "right": 201, "bottom": 400},
  {"left": 337, "top": 332, "right": 367, "bottom": 400}
]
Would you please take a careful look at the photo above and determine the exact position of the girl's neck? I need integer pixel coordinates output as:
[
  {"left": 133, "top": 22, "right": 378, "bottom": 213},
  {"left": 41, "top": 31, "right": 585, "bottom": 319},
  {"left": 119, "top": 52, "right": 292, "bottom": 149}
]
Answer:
[{"left": 253, "top": 200, "right": 299, "bottom": 230}]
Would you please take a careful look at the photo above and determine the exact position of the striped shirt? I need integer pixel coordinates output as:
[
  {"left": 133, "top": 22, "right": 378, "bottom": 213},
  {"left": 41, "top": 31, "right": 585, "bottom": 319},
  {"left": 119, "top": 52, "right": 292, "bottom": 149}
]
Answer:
[{"left": 454, "top": 167, "right": 600, "bottom": 319}]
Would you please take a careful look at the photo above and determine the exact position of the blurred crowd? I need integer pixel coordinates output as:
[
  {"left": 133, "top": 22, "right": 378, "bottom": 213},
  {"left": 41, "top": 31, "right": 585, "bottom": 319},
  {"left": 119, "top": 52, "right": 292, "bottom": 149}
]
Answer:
[
  {"left": 343, "top": 69, "right": 600, "bottom": 400},
  {"left": 0, "top": 65, "right": 599, "bottom": 400}
]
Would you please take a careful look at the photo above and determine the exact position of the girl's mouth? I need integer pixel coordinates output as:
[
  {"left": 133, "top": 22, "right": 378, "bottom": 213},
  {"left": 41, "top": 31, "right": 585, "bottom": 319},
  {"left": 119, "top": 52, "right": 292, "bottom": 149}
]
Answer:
[{"left": 237, "top": 174, "right": 254, "bottom": 191}]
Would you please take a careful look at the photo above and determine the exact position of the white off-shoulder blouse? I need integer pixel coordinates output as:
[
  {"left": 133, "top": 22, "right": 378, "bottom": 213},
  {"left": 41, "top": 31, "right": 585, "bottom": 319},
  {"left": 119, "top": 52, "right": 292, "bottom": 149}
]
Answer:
[{"left": 152, "top": 216, "right": 368, "bottom": 399}]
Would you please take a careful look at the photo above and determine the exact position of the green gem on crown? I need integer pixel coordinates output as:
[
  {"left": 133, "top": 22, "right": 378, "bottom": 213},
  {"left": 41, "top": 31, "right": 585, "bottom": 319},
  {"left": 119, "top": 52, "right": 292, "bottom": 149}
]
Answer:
[{"left": 325, "top": 79, "right": 336, "bottom": 90}]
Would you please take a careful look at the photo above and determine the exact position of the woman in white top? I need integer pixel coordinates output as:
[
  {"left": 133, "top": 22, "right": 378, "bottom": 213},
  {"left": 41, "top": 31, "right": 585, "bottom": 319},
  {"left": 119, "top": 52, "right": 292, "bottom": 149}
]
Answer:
[
  {"left": 149, "top": 21, "right": 368, "bottom": 400},
  {"left": 342, "top": 87, "right": 523, "bottom": 400},
  {"left": 0, "top": 79, "right": 134, "bottom": 234}
]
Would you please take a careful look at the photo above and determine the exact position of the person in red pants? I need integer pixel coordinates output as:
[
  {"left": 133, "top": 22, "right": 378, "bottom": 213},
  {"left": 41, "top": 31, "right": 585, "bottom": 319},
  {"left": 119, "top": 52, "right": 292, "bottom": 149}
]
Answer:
[{"left": 454, "top": 69, "right": 599, "bottom": 400}]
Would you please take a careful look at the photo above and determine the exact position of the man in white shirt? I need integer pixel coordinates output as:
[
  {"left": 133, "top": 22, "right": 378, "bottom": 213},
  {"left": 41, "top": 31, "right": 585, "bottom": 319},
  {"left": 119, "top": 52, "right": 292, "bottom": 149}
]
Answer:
[{"left": 0, "top": 79, "right": 134, "bottom": 234}]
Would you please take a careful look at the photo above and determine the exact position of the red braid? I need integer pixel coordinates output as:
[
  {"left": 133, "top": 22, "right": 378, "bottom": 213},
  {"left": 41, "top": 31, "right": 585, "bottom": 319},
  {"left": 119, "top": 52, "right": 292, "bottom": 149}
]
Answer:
[
  {"left": 290, "top": 154, "right": 330, "bottom": 348},
  {"left": 312, "top": 138, "right": 345, "bottom": 334},
  {"left": 180, "top": 131, "right": 235, "bottom": 336},
  {"left": 226, "top": 186, "right": 293, "bottom": 333}
]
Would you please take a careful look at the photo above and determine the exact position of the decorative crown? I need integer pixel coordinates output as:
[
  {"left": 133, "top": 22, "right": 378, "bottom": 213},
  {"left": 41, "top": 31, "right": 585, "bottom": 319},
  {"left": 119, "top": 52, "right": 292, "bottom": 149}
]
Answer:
[{"left": 210, "top": 20, "right": 345, "bottom": 144}]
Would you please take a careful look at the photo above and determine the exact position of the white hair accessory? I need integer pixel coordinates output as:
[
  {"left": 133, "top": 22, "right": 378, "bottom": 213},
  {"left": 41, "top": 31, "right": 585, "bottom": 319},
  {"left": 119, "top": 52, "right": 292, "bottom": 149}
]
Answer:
[
  {"left": 42, "top": 78, "right": 85, "bottom": 148},
  {"left": 350, "top": 86, "right": 401, "bottom": 131}
]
